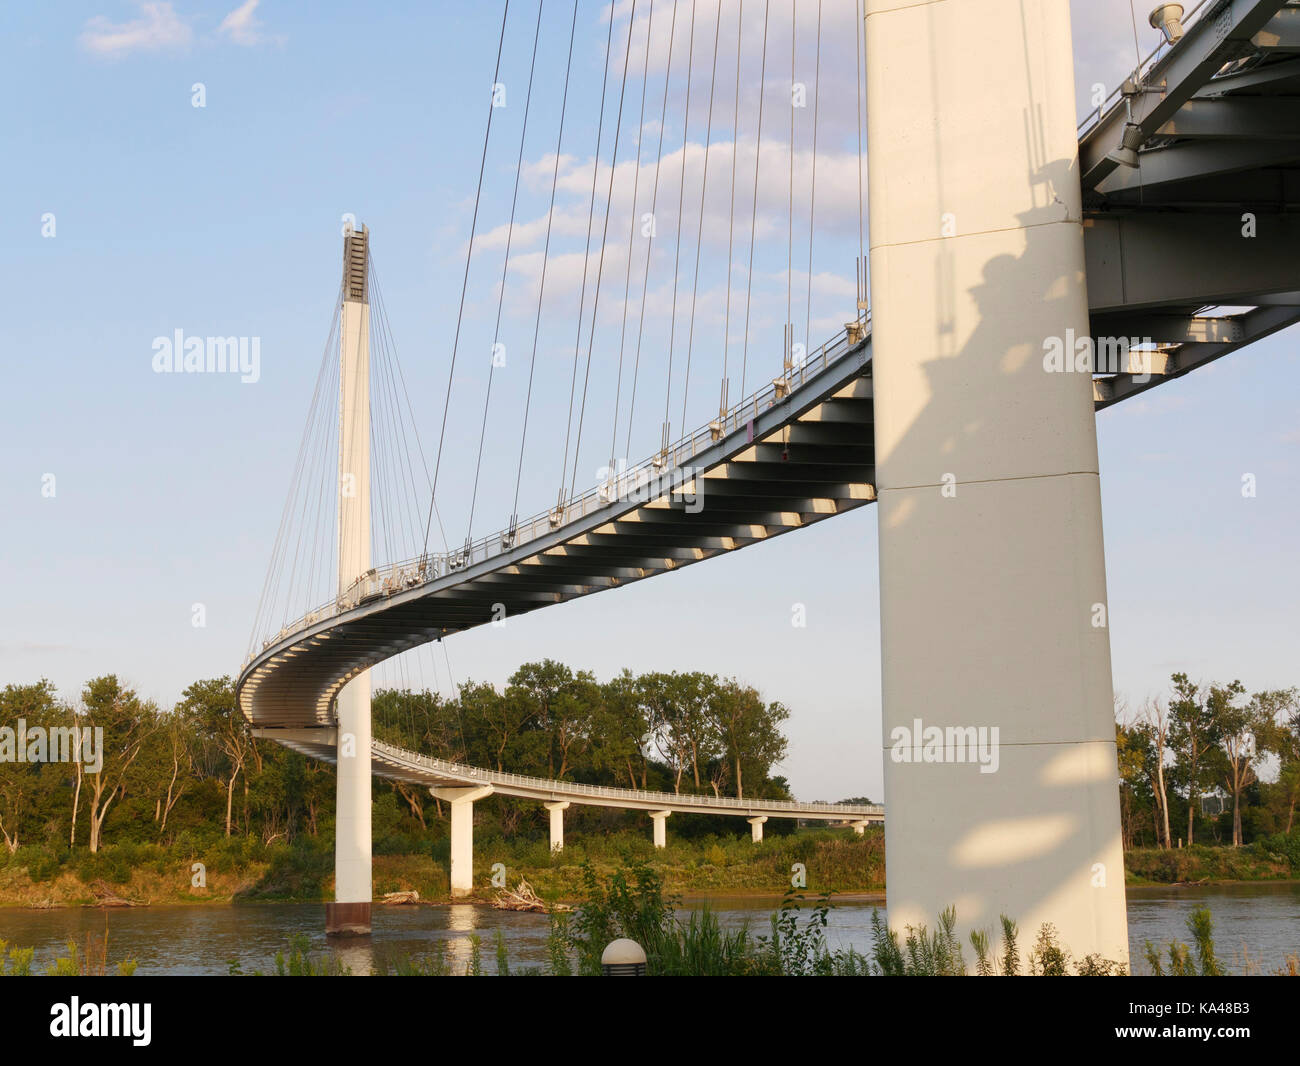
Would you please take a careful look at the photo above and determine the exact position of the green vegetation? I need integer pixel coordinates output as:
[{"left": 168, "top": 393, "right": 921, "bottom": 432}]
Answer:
[
  {"left": 0, "top": 665, "right": 804, "bottom": 884},
  {"left": 2, "top": 663, "right": 1297, "bottom": 906},
  {"left": 1142, "top": 907, "right": 1224, "bottom": 976},
  {"left": 0, "top": 933, "right": 136, "bottom": 977},
  {"left": 863, "top": 909, "right": 1130, "bottom": 976},
  {"left": 1116, "top": 674, "right": 1300, "bottom": 851},
  {"left": 1124, "top": 834, "right": 1300, "bottom": 884},
  {"left": 551, "top": 861, "right": 870, "bottom": 976}
]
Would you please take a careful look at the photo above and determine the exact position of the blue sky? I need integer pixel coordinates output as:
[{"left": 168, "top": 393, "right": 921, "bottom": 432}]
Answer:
[{"left": 1, "top": 1, "right": 1297, "bottom": 802}]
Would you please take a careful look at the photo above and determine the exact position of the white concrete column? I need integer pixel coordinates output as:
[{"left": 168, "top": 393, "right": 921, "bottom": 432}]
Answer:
[
  {"left": 747, "top": 816, "right": 767, "bottom": 843},
  {"left": 329, "top": 224, "right": 373, "bottom": 936},
  {"left": 864, "top": 1, "right": 1128, "bottom": 963},
  {"left": 649, "top": 810, "right": 670, "bottom": 849},
  {"left": 432, "top": 785, "right": 494, "bottom": 897},
  {"left": 851, "top": 820, "right": 869, "bottom": 836},
  {"left": 544, "top": 801, "right": 570, "bottom": 852}
]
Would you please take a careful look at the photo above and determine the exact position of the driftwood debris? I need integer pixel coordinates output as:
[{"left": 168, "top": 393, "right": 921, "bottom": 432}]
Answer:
[
  {"left": 492, "top": 879, "right": 569, "bottom": 913},
  {"left": 382, "top": 889, "right": 421, "bottom": 905},
  {"left": 86, "top": 881, "right": 143, "bottom": 908}
]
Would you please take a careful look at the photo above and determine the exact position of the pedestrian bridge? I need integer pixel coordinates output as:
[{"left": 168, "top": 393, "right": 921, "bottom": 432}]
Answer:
[
  {"left": 260, "top": 727, "right": 883, "bottom": 839},
  {"left": 236, "top": 0, "right": 1300, "bottom": 924}
]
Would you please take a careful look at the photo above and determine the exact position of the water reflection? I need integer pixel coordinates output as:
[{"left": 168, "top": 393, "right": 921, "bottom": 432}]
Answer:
[
  {"left": 332, "top": 933, "right": 376, "bottom": 977},
  {"left": 445, "top": 903, "right": 479, "bottom": 973},
  {"left": 0, "top": 883, "right": 1295, "bottom": 975}
]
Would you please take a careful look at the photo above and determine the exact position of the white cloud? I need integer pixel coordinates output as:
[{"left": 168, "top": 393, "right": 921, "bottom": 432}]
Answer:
[
  {"left": 79, "top": 2, "right": 193, "bottom": 57},
  {"left": 218, "top": 0, "right": 265, "bottom": 46}
]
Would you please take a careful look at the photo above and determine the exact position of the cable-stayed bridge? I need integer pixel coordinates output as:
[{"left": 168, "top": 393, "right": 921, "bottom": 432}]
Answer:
[{"left": 237, "top": 0, "right": 1300, "bottom": 942}]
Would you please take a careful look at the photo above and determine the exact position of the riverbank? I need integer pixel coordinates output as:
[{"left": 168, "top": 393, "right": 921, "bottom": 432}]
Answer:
[
  {"left": 0, "top": 830, "right": 886, "bottom": 908},
  {"left": 1123, "top": 839, "right": 1299, "bottom": 885},
  {"left": 3, "top": 830, "right": 1297, "bottom": 909}
]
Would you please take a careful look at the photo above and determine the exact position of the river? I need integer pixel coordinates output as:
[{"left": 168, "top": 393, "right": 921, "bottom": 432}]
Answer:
[{"left": 1, "top": 883, "right": 1296, "bottom": 975}]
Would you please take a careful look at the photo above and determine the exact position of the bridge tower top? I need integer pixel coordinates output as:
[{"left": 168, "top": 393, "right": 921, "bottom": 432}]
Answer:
[{"left": 343, "top": 223, "right": 368, "bottom": 303}]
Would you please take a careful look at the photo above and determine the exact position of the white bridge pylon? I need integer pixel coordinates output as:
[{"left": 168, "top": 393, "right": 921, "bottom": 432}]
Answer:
[
  {"left": 328, "top": 224, "right": 374, "bottom": 936},
  {"left": 867, "top": 0, "right": 1126, "bottom": 963}
]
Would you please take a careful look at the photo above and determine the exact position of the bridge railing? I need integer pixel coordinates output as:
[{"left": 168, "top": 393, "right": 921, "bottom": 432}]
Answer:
[
  {"left": 1076, "top": 0, "right": 1229, "bottom": 138},
  {"left": 248, "top": 314, "right": 871, "bottom": 665},
  {"left": 372, "top": 739, "right": 883, "bottom": 818}
]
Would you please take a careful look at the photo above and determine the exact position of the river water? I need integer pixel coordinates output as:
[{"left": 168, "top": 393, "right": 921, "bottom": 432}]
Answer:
[{"left": 2, "top": 883, "right": 1296, "bottom": 975}]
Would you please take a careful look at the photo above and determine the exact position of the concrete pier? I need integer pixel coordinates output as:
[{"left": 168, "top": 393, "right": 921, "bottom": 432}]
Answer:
[
  {"left": 864, "top": 0, "right": 1128, "bottom": 962},
  {"left": 650, "top": 810, "right": 670, "bottom": 849},
  {"left": 545, "top": 801, "right": 570, "bottom": 852},
  {"left": 433, "top": 785, "right": 494, "bottom": 897}
]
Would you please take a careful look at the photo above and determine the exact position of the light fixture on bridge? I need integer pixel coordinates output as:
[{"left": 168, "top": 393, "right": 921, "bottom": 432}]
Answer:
[
  {"left": 1149, "top": 4, "right": 1186, "bottom": 44},
  {"left": 1106, "top": 122, "right": 1146, "bottom": 169}
]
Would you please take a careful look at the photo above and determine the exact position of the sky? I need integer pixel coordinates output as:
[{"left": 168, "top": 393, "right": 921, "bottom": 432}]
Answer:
[{"left": 1, "top": 0, "right": 1297, "bottom": 804}]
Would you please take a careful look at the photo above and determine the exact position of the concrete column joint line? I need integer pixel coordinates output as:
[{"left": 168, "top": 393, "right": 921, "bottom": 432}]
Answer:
[
  {"left": 869, "top": 216, "right": 1085, "bottom": 255},
  {"left": 880, "top": 470, "right": 1101, "bottom": 493}
]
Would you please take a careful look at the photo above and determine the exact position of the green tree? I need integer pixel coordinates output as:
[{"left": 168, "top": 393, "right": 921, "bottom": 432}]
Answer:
[
  {"left": 178, "top": 677, "right": 246, "bottom": 837},
  {"left": 77, "top": 676, "right": 155, "bottom": 853},
  {"left": 1271, "top": 694, "right": 1300, "bottom": 834},
  {"left": 712, "top": 680, "right": 789, "bottom": 800},
  {"left": 0, "top": 680, "right": 63, "bottom": 853},
  {"left": 1168, "top": 673, "right": 1227, "bottom": 846},
  {"left": 1215, "top": 688, "right": 1283, "bottom": 846},
  {"left": 462, "top": 680, "right": 528, "bottom": 773},
  {"left": 591, "top": 670, "right": 651, "bottom": 789},
  {"left": 1115, "top": 720, "right": 1154, "bottom": 850}
]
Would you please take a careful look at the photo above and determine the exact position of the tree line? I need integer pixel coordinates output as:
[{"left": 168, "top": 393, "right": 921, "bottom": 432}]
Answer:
[
  {"left": 6, "top": 661, "right": 1293, "bottom": 860},
  {"left": 0, "top": 661, "right": 793, "bottom": 855},
  {"left": 1116, "top": 672, "right": 1300, "bottom": 849}
]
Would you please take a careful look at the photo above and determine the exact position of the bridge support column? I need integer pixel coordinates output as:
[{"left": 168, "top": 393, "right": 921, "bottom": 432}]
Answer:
[
  {"left": 747, "top": 816, "right": 767, "bottom": 843},
  {"left": 864, "top": 1, "right": 1128, "bottom": 962},
  {"left": 851, "top": 820, "right": 868, "bottom": 836},
  {"left": 432, "top": 785, "right": 494, "bottom": 897},
  {"left": 328, "top": 224, "right": 374, "bottom": 938},
  {"left": 649, "top": 810, "right": 670, "bottom": 849},
  {"left": 545, "top": 801, "right": 570, "bottom": 852}
]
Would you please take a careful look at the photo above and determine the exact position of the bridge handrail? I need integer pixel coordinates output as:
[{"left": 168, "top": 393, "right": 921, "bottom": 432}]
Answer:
[
  {"left": 1076, "top": 0, "right": 1216, "bottom": 139},
  {"left": 372, "top": 739, "right": 883, "bottom": 817},
  {"left": 1075, "top": 0, "right": 1300, "bottom": 140},
  {"left": 247, "top": 314, "right": 871, "bottom": 663}
]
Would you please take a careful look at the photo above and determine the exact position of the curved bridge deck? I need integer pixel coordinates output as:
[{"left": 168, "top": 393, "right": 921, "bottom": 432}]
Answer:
[
  {"left": 240, "top": 327, "right": 876, "bottom": 728},
  {"left": 259, "top": 728, "right": 883, "bottom": 823}
]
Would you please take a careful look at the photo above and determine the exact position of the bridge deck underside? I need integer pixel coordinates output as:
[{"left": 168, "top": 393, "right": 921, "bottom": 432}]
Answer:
[
  {"left": 242, "top": 338, "right": 876, "bottom": 728},
  {"left": 1080, "top": 0, "right": 1300, "bottom": 407}
]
